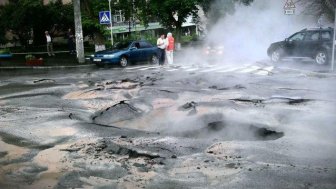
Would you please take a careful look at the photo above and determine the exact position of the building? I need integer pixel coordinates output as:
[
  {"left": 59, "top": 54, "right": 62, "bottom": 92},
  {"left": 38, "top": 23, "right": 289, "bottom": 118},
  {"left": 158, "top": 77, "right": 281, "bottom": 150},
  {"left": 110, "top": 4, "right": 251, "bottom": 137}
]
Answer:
[{"left": 0, "top": 0, "right": 8, "bottom": 5}]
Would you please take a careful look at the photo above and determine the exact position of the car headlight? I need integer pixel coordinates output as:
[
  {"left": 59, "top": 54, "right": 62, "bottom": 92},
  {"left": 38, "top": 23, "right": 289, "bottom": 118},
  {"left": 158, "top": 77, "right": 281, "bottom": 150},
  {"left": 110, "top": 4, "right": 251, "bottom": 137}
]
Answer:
[
  {"left": 90, "top": 54, "right": 94, "bottom": 57},
  {"left": 103, "top": 54, "right": 115, "bottom": 58}
]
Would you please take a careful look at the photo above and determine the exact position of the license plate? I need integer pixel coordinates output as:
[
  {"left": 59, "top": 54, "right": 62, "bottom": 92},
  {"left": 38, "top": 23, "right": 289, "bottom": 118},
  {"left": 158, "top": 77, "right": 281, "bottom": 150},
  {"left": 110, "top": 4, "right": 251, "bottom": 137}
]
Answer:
[{"left": 94, "top": 58, "right": 101, "bottom": 62}]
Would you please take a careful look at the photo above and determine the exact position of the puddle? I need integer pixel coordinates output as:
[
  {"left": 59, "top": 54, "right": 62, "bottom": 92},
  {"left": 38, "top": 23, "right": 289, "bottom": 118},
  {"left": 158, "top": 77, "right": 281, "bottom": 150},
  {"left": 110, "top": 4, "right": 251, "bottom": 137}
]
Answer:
[{"left": 0, "top": 137, "right": 29, "bottom": 161}]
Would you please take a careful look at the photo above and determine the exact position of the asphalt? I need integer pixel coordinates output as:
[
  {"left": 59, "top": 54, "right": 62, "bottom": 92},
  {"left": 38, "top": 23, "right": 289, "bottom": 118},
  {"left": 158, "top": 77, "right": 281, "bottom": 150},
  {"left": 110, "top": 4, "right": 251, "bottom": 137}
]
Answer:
[{"left": 0, "top": 51, "right": 93, "bottom": 70}]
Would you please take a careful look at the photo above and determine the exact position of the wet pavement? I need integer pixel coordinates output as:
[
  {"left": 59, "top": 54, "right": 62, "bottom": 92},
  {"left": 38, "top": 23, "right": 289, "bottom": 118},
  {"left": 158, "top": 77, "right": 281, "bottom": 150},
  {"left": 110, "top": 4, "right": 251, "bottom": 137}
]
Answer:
[{"left": 0, "top": 60, "right": 336, "bottom": 189}]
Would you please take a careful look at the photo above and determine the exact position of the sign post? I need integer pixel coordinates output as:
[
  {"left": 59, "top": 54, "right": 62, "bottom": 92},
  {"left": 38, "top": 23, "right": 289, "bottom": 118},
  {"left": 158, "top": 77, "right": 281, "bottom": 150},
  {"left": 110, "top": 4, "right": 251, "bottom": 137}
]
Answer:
[
  {"left": 99, "top": 2, "right": 113, "bottom": 47},
  {"left": 332, "top": 8, "right": 336, "bottom": 72},
  {"left": 108, "top": 0, "right": 113, "bottom": 47}
]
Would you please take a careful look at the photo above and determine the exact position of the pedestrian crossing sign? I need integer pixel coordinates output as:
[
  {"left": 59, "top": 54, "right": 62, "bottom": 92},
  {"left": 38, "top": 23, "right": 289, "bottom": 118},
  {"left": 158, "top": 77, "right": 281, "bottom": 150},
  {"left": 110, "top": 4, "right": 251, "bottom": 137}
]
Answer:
[{"left": 99, "top": 11, "right": 111, "bottom": 24}]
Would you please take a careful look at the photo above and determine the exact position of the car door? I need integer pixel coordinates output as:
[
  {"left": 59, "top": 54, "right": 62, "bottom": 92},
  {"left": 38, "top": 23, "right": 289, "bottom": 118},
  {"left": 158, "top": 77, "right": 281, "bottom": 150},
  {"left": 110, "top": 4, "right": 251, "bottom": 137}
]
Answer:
[
  {"left": 320, "top": 30, "right": 333, "bottom": 54},
  {"left": 285, "top": 32, "right": 306, "bottom": 56},
  {"left": 299, "top": 31, "right": 320, "bottom": 57},
  {"left": 140, "top": 41, "right": 153, "bottom": 60},
  {"left": 128, "top": 41, "right": 142, "bottom": 62}
]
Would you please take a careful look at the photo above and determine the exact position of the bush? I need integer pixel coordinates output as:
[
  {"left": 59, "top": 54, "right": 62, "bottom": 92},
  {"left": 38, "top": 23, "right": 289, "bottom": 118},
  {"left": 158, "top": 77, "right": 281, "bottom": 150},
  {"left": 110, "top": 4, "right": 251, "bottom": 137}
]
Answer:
[
  {"left": 25, "top": 54, "right": 36, "bottom": 61},
  {"left": 0, "top": 48, "right": 10, "bottom": 54}
]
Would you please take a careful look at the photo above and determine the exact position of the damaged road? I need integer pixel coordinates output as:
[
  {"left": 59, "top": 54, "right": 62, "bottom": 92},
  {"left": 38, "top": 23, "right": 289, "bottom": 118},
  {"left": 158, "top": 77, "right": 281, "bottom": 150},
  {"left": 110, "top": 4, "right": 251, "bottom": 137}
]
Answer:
[{"left": 0, "top": 63, "right": 336, "bottom": 189}]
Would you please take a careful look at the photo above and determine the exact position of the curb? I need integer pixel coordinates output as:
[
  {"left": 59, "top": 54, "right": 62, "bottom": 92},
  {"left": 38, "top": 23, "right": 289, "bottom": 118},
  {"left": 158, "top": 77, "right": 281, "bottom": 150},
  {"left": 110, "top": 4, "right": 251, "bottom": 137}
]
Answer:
[{"left": 0, "top": 64, "right": 95, "bottom": 70}]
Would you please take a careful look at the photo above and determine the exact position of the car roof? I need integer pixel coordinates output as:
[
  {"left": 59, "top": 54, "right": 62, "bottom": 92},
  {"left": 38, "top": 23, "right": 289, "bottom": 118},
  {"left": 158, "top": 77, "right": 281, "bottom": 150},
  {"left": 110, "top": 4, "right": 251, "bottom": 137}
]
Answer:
[{"left": 300, "top": 27, "right": 333, "bottom": 32}]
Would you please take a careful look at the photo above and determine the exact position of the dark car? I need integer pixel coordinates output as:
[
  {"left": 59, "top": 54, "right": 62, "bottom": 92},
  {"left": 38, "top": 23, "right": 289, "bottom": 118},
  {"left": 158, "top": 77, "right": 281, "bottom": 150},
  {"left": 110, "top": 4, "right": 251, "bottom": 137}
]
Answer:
[
  {"left": 91, "top": 40, "right": 159, "bottom": 67},
  {"left": 267, "top": 27, "right": 334, "bottom": 65}
]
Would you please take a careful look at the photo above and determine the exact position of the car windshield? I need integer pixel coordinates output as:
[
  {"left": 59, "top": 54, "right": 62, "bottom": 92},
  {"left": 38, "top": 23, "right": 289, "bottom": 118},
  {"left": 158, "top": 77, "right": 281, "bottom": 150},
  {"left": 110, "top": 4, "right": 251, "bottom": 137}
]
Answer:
[{"left": 113, "top": 41, "right": 132, "bottom": 50}]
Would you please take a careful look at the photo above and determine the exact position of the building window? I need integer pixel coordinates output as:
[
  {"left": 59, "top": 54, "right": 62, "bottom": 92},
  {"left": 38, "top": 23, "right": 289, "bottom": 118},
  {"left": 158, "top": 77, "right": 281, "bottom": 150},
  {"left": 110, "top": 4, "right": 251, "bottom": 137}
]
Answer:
[{"left": 113, "top": 10, "right": 125, "bottom": 23}]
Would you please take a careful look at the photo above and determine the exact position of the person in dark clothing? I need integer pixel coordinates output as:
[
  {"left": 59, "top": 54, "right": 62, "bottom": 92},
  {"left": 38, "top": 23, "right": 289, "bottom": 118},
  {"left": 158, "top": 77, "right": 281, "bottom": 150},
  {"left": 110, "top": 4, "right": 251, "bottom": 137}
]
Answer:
[{"left": 67, "top": 28, "right": 76, "bottom": 54}]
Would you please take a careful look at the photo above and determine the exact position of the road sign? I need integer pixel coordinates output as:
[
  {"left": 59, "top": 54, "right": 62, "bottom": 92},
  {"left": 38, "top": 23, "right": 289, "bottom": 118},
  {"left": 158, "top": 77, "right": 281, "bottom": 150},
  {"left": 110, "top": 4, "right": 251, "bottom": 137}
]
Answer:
[
  {"left": 99, "top": 11, "right": 111, "bottom": 24},
  {"left": 284, "top": 0, "right": 295, "bottom": 15}
]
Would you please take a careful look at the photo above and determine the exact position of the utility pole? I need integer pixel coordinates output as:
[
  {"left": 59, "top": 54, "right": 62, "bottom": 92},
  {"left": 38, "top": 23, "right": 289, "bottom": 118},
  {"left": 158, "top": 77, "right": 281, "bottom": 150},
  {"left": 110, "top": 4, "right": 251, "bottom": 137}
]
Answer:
[{"left": 73, "top": 0, "right": 85, "bottom": 63}]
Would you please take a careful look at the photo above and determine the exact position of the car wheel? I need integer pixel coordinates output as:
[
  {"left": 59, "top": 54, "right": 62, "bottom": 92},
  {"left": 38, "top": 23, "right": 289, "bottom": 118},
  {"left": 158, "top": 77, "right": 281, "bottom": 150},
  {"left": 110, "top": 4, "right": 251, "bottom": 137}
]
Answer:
[
  {"left": 315, "top": 50, "right": 328, "bottom": 65},
  {"left": 150, "top": 55, "right": 158, "bottom": 65},
  {"left": 120, "top": 56, "right": 128, "bottom": 67},
  {"left": 271, "top": 49, "right": 283, "bottom": 63}
]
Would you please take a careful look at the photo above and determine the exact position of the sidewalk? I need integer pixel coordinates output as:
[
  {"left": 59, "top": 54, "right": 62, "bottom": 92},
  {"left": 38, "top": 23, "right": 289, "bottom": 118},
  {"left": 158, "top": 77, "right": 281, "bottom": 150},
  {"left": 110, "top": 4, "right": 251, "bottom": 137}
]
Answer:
[{"left": 0, "top": 51, "right": 93, "bottom": 69}]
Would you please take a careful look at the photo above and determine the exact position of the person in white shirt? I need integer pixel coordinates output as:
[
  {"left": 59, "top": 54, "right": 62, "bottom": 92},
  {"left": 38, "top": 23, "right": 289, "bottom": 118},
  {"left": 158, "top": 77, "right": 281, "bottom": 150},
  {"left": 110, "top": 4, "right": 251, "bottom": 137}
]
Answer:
[
  {"left": 157, "top": 34, "right": 166, "bottom": 65},
  {"left": 45, "top": 31, "right": 55, "bottom": 56}
]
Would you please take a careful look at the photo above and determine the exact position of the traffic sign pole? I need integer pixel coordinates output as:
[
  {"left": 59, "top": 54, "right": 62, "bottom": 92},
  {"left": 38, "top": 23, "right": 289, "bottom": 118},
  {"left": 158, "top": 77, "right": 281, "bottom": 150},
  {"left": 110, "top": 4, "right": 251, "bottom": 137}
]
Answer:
[
  {"left": 332, "top": 8, "right": 336, "bottom": 72},
  {"left": 108, "top": 0, "right": 113, "bottom": 47}
]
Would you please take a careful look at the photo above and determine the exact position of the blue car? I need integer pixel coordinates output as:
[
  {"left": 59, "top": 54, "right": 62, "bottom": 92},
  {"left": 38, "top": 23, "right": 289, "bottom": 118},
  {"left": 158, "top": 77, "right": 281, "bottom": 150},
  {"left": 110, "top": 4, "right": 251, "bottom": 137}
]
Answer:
[{"left": 91, "top": 40, "right": 160, "bottom": 67}]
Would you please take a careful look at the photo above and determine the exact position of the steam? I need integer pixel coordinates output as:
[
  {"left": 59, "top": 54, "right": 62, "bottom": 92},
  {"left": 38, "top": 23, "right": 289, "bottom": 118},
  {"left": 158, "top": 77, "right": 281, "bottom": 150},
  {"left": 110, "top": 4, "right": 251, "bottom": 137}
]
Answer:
[{"left": 202, "top": 0, "right": 328, "bottom": 63}]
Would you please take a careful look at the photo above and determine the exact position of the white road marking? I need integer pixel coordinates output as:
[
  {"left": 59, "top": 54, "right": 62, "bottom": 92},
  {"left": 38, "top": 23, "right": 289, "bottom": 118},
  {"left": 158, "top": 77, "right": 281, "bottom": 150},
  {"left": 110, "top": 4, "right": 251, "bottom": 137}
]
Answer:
[
  {"left": 238, "top": 65, "right": 261, "bottom": 73},
  {"left": 125, "top": 65, "right": 151, "bottom": 70},
  {"left": 138, "top": 66, "right": 160, "bottom": 70},
  {"left": 217, "top": 66, "right": 246, "bottom": 73},
  {"left": 123, "top": 63, "right": 275, "bottom": 76},
  {"left": 166, "top": 69, "right": 179, "bottom": 72},
  {"left": 185, "top": 68, "right": 200, "bottom": 72}
]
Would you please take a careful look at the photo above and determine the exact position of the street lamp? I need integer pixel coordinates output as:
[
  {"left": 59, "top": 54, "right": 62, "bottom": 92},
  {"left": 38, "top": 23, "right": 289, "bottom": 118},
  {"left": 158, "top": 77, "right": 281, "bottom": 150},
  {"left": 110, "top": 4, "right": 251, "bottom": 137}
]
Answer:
[{"left": 108, "top": 0, "right": 113, "bottom": 47}]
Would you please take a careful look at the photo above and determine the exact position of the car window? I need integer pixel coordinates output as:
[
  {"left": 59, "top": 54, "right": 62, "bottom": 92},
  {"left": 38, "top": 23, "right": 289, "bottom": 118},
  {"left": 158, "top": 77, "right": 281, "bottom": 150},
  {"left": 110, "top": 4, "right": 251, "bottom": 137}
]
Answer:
[
  {"left": 140, "top": 41, "right": 153, "bottom": 48},
  {"left": 304, "top": 31, "right": 319, "bottom": 41},
  {"left": 134, "top": 42, "right": 140, "bottom": 49},
  {"left": 321, "top": 31, "right": 331, "bottom": 40},
  {"left": 288, "top": 32, "right": 305, "bottom": 41},
  {"left": 114, "top": 41, "right": 132, "bottom": 50}
]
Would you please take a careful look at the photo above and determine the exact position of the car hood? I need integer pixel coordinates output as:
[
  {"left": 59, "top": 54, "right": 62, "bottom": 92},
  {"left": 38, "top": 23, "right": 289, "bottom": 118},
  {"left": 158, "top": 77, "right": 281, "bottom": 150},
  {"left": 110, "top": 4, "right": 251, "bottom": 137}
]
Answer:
[
  {"left": 270, "top": 41, "right": 285, "bottom": 47},
  {"left": 95, "top": 49, "right": 124, "bottom": 55}
]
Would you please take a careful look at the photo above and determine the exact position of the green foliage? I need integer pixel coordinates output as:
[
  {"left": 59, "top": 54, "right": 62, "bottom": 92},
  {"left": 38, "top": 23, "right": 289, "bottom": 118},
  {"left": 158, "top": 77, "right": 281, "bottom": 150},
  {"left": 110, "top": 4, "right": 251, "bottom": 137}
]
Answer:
[
  {"left": 0, "top": 48, "right": 11, "bottom": 54},
  {"left": 25, "top": 54, "right": 36, "bottom": 60},
  {"left": 149, "top": 0, "right": 202, "bottom": 40},
  {"left": 180, "top": 33, "right": 198, "bottom": 44},
  {"left": 0, "top": 0, "right": 74, "bottom": 46}
]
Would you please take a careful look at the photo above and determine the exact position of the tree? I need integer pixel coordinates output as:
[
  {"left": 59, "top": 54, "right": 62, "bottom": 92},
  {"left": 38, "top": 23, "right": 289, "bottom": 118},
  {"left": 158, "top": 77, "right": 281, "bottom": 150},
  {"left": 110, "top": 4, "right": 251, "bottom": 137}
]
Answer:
[
  {"left": 148, "top": 0, "right": 203, "bottom": 41},
  {"left": 199, "top": 0, "right": 253, "bottom": 27},
  {"left": 80, "top": 0, "right": 108, "bottom": 45},
  {"left": 0, "top": 0, "right": 73, "bottom": 47},
  {"left": 74, "top": 0, "right": 85, "bottom": 63},
  {"left": 298, "top": 0, "right": 336, "bottom": 21}
]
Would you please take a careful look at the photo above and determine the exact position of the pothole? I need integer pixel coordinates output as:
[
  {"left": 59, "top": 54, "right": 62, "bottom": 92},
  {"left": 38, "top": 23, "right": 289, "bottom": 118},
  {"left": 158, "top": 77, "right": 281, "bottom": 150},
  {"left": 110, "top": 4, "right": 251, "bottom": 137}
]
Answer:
[
  {"left": 178, "top": 121, "right": 284, "bottom": 141},
  {"left": 230, "top": 96, "right": 313, "bottom": 105}
]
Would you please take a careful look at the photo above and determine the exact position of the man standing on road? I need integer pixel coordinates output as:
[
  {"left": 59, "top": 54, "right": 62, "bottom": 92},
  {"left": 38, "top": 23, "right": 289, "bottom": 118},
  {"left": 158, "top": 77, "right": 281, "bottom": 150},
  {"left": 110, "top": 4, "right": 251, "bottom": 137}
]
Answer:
[
  {"left": 157, "top": 34, "right": 166, "bottom": 65},
  {"left": 67, "top": 28, "right": 76, "bottom": 55},
  {"left": 45, "top": 31, "right": 55, "bottom": 56},
  {"left": 166, "top": 32, "right": 175, "bottom": 65}
]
